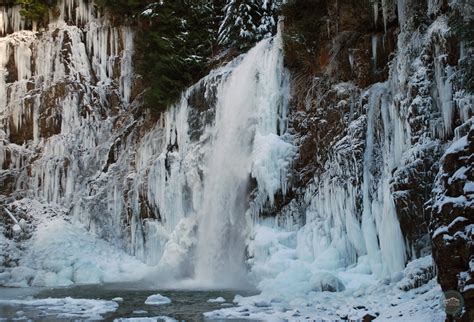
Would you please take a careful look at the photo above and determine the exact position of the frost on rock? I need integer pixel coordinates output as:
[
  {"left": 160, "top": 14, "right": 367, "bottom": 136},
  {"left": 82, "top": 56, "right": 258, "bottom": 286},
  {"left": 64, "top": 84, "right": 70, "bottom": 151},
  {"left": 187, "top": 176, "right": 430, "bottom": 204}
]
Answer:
[{"left": 430, "top": 125, "right": 474, "bottom": 319}]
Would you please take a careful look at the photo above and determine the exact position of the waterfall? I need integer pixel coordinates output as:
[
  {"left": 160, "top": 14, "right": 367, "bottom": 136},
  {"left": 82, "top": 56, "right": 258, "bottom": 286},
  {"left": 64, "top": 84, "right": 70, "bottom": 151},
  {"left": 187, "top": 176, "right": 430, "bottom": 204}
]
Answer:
[{"left": 193, "top": 31, "right": 291, "bottom": 287}]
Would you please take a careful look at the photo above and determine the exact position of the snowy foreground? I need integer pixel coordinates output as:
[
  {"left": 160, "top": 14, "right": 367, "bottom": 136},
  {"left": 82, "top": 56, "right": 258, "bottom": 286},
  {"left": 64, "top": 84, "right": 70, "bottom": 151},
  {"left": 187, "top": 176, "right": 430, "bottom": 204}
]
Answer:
[{"left": 0, "top": 199, "right": 445, "bottom": 321}]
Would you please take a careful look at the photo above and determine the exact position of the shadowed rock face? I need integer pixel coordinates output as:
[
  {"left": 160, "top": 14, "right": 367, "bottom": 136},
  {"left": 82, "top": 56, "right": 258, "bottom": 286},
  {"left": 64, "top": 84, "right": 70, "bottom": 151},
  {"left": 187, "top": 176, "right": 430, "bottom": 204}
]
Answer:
[{"left": 430, "top": 127, "right": 474, "bottom": 322}]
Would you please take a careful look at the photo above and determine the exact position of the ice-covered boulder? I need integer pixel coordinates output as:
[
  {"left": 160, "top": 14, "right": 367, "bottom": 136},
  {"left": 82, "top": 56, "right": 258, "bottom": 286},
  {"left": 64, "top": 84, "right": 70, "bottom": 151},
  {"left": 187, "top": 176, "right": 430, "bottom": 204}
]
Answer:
[{"left": 309, "top": 272, "right": 345, "bottom": 292}]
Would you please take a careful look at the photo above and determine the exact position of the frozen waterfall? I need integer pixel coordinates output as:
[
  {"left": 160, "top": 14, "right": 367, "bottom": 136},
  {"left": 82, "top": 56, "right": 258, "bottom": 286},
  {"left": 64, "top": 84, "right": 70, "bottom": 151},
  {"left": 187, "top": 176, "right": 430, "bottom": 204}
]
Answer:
[{"left": 142, "top": 27, "right": 293, "bottom": 287}]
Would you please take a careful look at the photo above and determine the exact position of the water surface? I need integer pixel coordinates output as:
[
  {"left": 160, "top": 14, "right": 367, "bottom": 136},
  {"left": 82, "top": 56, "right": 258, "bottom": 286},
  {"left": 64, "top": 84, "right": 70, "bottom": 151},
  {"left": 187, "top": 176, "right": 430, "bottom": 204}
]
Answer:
[{"left": 0, "top": 283, "right": 259, "bottom": 321}]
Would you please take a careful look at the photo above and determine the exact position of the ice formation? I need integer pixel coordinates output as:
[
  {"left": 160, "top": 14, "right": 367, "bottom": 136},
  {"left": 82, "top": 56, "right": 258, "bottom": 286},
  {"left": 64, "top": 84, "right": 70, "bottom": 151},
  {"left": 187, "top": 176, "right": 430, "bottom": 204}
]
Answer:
[{"left": 0, "top": 0, "right": 472, "bottom": 320}]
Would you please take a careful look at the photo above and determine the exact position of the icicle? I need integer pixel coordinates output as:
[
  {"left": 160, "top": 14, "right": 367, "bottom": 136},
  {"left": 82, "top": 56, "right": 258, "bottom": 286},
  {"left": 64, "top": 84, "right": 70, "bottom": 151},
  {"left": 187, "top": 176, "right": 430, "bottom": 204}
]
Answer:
[
  {"left": 14, "top": 42, "right": 32, "bottom": 81},
  {"left": 120, "top": 26, "right": 134, "bottom": 105},
  {"left": 348, "top": 51, "right": 354, "bottom": 74},
  {"left": 0, "top": 7, "right": 6, "bottom": 36},
  {"left": 397, "top": 0, "right": 407, "bottom": 28},
  {"left": 361, "top": 83, "right": 407, "bottom": 275},
  {"left": 381, "top": 0, "right": 389, "bottom": 32},
  {"left": 373, "top": 0, "right": 379, "bottom": 26},
  {"left": 326, "top": 19, "right": 331, "bottom": 38},
  {"left": 0, "top": 40, "right": 10, "bottom": 112},
  {"left": 371, "top": 34, "right": 378, "bottom": 71},
  {"left": 433, "top": 44, "right": 454, "bottom": 138}
]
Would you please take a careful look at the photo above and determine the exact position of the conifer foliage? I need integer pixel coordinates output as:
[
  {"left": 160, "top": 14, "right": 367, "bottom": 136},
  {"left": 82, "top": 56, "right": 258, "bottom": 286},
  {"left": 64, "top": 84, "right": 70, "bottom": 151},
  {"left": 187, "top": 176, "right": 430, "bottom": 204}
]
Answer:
[
  {"left": 137, "top": 0, "right": 216, "bottom": 113},
  {"left": 218, "top": 0, "right": 280, "bottom": 49}
]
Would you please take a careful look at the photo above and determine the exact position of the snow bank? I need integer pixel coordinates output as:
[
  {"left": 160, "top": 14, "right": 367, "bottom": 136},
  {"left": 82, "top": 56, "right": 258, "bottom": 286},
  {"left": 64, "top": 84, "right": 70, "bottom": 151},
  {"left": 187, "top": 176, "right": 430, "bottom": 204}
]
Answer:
[{"left": 205, "top": 277, "right": 445, "bottom": 321}]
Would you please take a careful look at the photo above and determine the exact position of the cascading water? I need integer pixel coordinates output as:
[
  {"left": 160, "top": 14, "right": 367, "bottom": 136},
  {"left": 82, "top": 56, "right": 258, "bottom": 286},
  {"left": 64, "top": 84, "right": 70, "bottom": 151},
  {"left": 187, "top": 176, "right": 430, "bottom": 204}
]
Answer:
[{"left": 193, "top": 30, "right": 292, "bottom": 287}]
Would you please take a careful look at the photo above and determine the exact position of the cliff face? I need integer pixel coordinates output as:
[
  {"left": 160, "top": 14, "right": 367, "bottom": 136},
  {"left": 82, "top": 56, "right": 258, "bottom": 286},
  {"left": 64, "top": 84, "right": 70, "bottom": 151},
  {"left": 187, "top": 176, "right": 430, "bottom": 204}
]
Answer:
[
  {"left": 0, "top": 0, "right": 473, "bottom": 320},
  {"left": 282, "top": 0, "right": 472, "bottom": 319},
  {"left": 0, "top": 0, "right": 145, "bottom": 272},
  {"left": 275, "top": 0, "right": 472, "bottom": 319}
]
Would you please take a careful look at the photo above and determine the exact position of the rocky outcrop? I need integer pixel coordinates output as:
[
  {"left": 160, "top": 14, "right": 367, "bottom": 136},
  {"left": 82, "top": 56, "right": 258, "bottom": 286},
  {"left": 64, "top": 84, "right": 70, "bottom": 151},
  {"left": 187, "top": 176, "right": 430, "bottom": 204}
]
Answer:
[
  {"left": 267, "top": 0, "right": 473, "bottom": 294},
  {"left": 430, "top": 126, "right": 474, "bottom": 322}
]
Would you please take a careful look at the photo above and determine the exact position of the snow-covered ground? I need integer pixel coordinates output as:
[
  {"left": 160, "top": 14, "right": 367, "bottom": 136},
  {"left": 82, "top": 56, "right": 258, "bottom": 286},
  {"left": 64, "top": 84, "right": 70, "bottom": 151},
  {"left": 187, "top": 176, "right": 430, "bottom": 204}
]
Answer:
[
  {"left": 199, "top": 224, "right": 446, "bottom": 321},
  {"left": 206, "top": 276, "right": 445, "bottom": 321}
]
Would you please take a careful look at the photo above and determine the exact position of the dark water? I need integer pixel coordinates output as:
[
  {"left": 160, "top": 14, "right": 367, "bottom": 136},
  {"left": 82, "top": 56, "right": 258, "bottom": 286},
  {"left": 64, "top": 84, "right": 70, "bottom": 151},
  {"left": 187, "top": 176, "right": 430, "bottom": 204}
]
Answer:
[{"left": 0, "top": 283, "right": 259, "bottom": 321}]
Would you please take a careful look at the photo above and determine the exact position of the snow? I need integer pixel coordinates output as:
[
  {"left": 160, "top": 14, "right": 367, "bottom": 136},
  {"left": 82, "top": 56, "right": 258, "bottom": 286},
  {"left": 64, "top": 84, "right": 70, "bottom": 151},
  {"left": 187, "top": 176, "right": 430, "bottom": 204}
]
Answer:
[
  {"left": 449, "top": 166, "right": 468, "bottom": 183},
  {"left": 445, "top": 134, "right": 469, "bottom": 154},
  {"left": 0, "top": 297, "right": 118, "bottom": 320},
  {"left": 432, "top": 226, "right": 449, "bottom": 239},
  {"left": 0, "top": 200, "right": 151, "bottom": 287},
  {"left": 113, "top": 297, "right": 124, "bottom": 302},
  {"left": 208, "top": 297, "right": 226, "bottom": 303},
  {"left": 144, "top": 294, "right": 171, "bottom": 305},
  {"left": 464, "top": 182, "right": 474, "bottom": 193},
  {"left": 205, "top": 277, "right": 445, "bottom": 321}
]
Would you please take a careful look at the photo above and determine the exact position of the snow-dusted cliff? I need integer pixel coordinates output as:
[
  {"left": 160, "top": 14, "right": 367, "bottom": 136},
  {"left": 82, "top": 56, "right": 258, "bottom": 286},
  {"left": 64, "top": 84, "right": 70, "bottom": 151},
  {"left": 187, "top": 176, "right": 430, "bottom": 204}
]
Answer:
[{"left": 0, "top": 0, "right": 472, "bottom": 321}]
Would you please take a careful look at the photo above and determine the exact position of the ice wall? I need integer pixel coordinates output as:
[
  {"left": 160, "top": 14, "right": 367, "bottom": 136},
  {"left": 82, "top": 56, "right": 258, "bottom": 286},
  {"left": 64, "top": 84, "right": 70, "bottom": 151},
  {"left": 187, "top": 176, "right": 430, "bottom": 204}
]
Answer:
[{"left": 0, "top": 0, "right": 135, "bottom": 243}]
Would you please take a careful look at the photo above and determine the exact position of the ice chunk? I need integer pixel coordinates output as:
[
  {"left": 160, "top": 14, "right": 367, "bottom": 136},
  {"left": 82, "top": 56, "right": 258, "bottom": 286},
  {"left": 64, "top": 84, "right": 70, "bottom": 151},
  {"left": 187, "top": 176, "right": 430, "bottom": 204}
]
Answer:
[
  {"left": 114, "top": 317, "right": 177, "bottom": 322},
  {"left": 207, "top": 297, "right": 226, "bottom": 303},
  {"left": 144, "top": 294, "right": 171, "bottom": 305}
]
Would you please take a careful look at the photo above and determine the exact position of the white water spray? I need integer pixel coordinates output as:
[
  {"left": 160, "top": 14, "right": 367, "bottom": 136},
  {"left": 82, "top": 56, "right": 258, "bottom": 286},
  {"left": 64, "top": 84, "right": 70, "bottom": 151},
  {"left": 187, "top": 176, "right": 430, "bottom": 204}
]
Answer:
[{"left": 193, "top": 30, "right": 291, "bottom": 287}]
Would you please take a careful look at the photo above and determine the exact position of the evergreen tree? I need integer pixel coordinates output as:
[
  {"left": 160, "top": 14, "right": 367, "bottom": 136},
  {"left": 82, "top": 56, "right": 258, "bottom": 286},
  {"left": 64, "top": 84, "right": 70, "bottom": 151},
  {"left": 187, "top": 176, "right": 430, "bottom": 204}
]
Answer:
[
  {"left": 218, "top": 0, "right": 280, "bottom": 50},
  {"left": 136, "top": 0, "right": 216, "bottom": 113}
]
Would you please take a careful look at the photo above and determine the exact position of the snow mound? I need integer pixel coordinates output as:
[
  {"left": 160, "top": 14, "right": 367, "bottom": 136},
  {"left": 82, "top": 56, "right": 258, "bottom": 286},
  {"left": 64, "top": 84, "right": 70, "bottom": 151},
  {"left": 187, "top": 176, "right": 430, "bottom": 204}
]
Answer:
[
  {"left": 207, "top": 296, "right": 226, "bottom": 303},
  {"left": 112, "top": 297, "right": 124, "bottom": 302},
  {"left": 0, "top": 297, "right": 118, "bottom": 319},
  {"left": 0, "top": 210, "right": 152, "bottom": 287},
  {"left": 144, "top": 294, "right": 172, "bottom": 305},
  {"left": 397, "top": 256, "right": 435, "bottom": 291}
]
